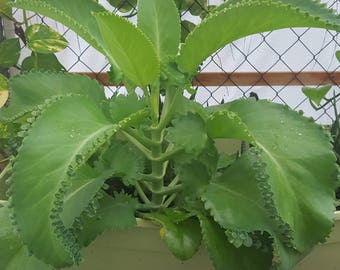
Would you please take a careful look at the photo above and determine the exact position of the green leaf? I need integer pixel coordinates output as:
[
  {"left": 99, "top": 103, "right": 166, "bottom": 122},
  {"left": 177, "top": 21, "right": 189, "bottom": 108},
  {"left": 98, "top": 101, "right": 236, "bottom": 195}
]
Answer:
[
  {"left": 336, "top": 50, "right": 340, "bottom": 62},
  {"left": 144, "top": 210, "right": 202, "bottom": 260},
  {"left": 178, "top": 0, "right": 340, "bottom": 75},
  {"left": 137, "top": 0, "right": 180, "bottom": 59},
  {"left": 214, "top": 99, "right": 337, "bottom": 253},
  {"left": 177, "top": 160, "right": 211, "bottom": 201},
  {"left": 166, "top": 113, "right": 208, "bottom": 155},
  {"left": 196, "top": 213, "right": 272, "bottom": 270},
  {"left": 202, "top": 149, "right": 276, "bottom": 234},
  {"left": 101, "top": 140, "right": 145, "bottom": 186},
  {"left": 201, "top": 147, "right": 306, "bottom": 268},
  {"left": 77, "top": 192, "right": 137, "bottom": 247},
  {"left": 206, "top": 109, "right": 255, "bottom": 143},
  {"left": 109, "top": 93, "right": 148, "bottom": 124},
  {"left": 94, "top": 12, "right": 160, "bottom": 86},
  {"left": 61, "top": 165, "right": 112, "bottom": 228},
  {"left": 0, "top": 202, "right": 53, "bottom": 270},
  {"left": 10, "top": 95, "right": 116, "bottom": 267},
  {"left": 0, "top": 38, "right": 20, "bottom": 68},
  {"left": 302, "top": 85, "right": 332, "bottom": 106},
  {"left": 202, "top": 149, "right": 278, "bottom": 244},
  {"left": 272, "top": 239, "right": 307, "bottom": 270},
  {"left": 174, "top": 138, "right": 218, "bottom": 174},
  {"left": 0, "top": 72, "right": 105, "bottom": 122},
  {"left": 21, "top": 53, "right": 66, "bottom": 72},
  {"left": 25, "top": 24, "right": 68, "bottom": 54}
]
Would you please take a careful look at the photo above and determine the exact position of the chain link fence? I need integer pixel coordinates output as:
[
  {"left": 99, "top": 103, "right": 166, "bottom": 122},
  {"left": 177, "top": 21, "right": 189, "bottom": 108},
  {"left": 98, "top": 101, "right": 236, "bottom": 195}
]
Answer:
[{"left": 6, "top": 0, "right": 340, "bottom": 124}]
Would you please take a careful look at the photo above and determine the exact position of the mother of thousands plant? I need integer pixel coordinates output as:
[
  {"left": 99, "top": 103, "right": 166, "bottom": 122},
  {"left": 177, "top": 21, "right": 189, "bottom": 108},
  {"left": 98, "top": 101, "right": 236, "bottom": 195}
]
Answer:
[{"left": 0, "top": 0, "right": 339, "bottom": 269}]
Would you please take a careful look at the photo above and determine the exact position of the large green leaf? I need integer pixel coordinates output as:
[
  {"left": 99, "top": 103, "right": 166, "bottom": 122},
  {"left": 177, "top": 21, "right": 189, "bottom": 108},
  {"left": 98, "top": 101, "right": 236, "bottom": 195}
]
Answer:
[
  {"left": 0, "top": 202, "right": 52, "bottom": 270},
  {"left": 61, "top": 165, "right": 112, "bottom": 228},
  {"left": 137, "top": 0, "right": 180, "bottom": 60},
  {"left": 77, "top": 192, "right": 137, "bottom": 247},
  {"left": 0, "top": 38, "right": 20, "bottom": 68},
  {"left": 101, "top": 140, "right": 145, "bottom": 186},
  {"left": 208, "top": 99, "right": 337, "bottom": 253},
  {"left": 144, "top": 210, "right": 202, "bottom": 260},
  {"left": 9, "top": 95, "right": 116, "bottom": 267},
  {"left": 177, "top": 160, "right": 211, "bottom": 201},
  {"left": 108, "top": 93, "right": 148, "bottom": 124},
  {"left": 201, "top": 148, "right": 308, "bottom": 268},
  {"left": 202, "top": 149, "right": 279, "bottom": 244},
  {"left": 197, "top": 213, "right": 272, "bottom": 270},
  {"left": 206, "top": 109, "right": 255, "bottom": 143},
  {"left": 25, "top": 24, "right": 68, "bottom": 54},
  {"left": 178, "top": 0, "right": 340, "bottom": 75},
  {"left": 166, "top": 113, "right": 208, "bottom": 155},
  {"left": 94, "top": 12, "right": 160, "bottom": 87},
  {"left": 0, "top": 72, "right": 105, "bottom": 122}
]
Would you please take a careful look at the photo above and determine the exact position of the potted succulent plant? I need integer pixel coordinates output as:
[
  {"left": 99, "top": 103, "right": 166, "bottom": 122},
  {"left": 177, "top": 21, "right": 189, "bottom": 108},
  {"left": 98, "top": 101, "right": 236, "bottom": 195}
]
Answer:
[{"left": 0, "top": 0, "right": 339, "bottom": 269}]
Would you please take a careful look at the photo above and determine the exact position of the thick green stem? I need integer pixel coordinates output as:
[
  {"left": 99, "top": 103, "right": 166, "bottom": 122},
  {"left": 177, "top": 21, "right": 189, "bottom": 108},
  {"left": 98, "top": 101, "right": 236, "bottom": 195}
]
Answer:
[
  {"left": 149, "top": 83, "right": 160, "bottom": 124},
  {"left": 150, "top": 128, "right": 164, "bottom": 205}
]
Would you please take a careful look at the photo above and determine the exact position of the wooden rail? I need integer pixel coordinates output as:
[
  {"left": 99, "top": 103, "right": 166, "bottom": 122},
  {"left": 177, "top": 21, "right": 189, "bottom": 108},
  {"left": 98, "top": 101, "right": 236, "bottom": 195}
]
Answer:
[{"left": 78, "top": 71, "right": 340, "bottom": 87}]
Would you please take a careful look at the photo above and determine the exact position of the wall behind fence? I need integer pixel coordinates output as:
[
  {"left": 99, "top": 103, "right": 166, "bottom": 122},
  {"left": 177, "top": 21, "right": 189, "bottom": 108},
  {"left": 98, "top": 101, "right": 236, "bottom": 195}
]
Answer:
[{"left": 8, "top": 0, "right": 340, "bottom": 124}]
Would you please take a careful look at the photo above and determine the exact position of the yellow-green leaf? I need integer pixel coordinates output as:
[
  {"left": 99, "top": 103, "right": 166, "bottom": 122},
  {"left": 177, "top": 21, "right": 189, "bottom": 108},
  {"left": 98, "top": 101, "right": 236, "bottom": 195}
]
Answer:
[
  {"left": 25, "top": 24, "right": 68, "bottom": 54},
  {"left": 95, "top": 12, "right": 160, "bottom": 87},
  {"left": 137, "top": 0, "right": 180, "bottom": 59}
]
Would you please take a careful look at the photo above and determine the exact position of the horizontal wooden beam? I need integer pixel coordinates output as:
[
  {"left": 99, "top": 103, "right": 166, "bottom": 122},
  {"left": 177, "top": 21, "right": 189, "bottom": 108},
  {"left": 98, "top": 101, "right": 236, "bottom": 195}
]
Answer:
[
  {"left": 193, "top": 72, "right": 340, "bottom": 86},
  {"left": 77, "top": 71, "right": 340, "bottom": 87}
]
